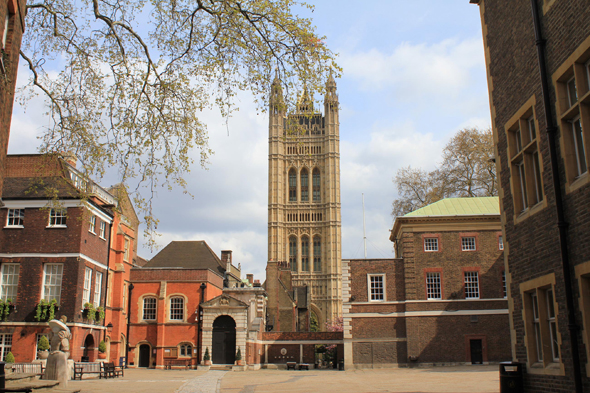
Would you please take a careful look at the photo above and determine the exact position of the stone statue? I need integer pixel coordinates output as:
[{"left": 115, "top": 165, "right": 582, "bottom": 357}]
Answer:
[{"left": 43, "top": 319, "right": 71, "bottom": 387}]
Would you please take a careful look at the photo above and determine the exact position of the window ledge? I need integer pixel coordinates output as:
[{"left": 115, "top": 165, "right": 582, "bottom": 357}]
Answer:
[
  {"left": 46, "top": 225, "right": 67, "bottom": 229},
  {"left": 89, "top": 231, "right": 96, "bottom": 235},
  {"left": 514, "top": 198, "right": 547, "bottom": 224},
  {"left": 567, "top": 171, "right": 589, "bottom": 194},
  {"left": 4, "top": 225, "right": 23, "bottom": 229},
  {"left": 527, "top": 361, "right": 565, "bottom": 376},
  {"left": 99, "top": 236, "right": 106, "bottom": 241}
]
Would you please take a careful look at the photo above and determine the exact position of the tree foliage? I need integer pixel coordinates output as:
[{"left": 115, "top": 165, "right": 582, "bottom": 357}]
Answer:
[
  {"left": 392, "top": 127, "right": 497, "bottom": 217},
  {"left": 20, "top": 0, "right": 339, "bottom": 245}
]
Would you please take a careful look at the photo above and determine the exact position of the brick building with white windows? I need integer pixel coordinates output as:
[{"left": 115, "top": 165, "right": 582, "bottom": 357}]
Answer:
[
  {"left": 471, "top": 1, "right": 590, "bottom": 391},
  {"left": 342, "top": 197, "right": 511, "bottom": 368},
  {"left": 0, "top": 154, "right": 139, "bottom": 363}
]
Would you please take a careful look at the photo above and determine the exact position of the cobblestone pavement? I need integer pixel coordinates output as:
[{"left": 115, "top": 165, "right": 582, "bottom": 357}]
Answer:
[{"left": 177, "top": 371, "right": 227, "bottom": 393}]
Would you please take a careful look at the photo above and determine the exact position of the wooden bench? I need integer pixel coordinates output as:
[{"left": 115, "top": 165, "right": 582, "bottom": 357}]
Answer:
[
  {"left": 164, "top": 359, "right": 190, "bottom": 370},
  {"left": 72, "top": 362, "right": 103, "bottom": 380},
  {"left": 286, "top": 362, "right": 297, "bottom": 370},
  {"left": 102, "top": 362, "right": 124, "bottom": 378},
  {"left": 298, "top": 363, "right": 310, "bottom": 370},
  {"left": 11, "top": 363, "right": 45, "bottom": 375}
]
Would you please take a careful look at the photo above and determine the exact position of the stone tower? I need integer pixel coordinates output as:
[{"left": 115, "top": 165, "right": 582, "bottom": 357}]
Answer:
[{"left": 267, "top": 73, "right": 342, "bottom": 330}]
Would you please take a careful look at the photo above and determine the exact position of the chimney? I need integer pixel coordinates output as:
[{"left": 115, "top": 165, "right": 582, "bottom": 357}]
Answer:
[
  {"left": 221, "top": 250, "right": 232, "bottom": 273},
  {"left": 246, "top": 274, "right": 253, "bottom": 285},
  {"left": 253, "top": 279, "right": 261, "bottom": 287}
]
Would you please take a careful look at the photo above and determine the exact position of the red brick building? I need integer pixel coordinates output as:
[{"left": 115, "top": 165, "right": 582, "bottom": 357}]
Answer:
[
  {"left": 0, "top": 154, "right": 137, "bottom": 363},
  {"left": 0, "top": 0, "right": 26, "bottom": 201},
  {"left": 471, "top": 1, "right": 590, "bottom": 391},
  {"left": 343, "top": 197, "right": 510, "bottom": 368}
]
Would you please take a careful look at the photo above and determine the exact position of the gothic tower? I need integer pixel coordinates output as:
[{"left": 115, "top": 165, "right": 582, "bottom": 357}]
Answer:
[{"left": 267, "top": 73, "right": 342, "bottom": 330}]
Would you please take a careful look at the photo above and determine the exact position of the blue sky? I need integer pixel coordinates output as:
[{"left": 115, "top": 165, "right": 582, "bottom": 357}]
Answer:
[{"left": 9, "top": 1, "right": 490, "bottom": 280}]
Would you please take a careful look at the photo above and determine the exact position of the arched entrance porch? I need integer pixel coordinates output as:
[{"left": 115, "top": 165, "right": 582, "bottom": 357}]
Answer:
[{"left": 212, "top": 315, "right": 236, "bottom": 364}]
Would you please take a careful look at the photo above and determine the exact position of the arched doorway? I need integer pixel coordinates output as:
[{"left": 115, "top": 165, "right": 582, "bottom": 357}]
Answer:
[
  {"left": 138, "top": 344, "right": 150, "bottom": 368},
  {"left": 83, "top": 334, "right": 95, "bottom": 362},
  {"left": 212, "top": 315, "right": 236, "bottom": 364}
]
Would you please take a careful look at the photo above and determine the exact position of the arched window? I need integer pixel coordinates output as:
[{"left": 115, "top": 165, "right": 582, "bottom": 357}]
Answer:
[
  {"left": 288, "top": 168, "right": 297, "bottom": 202},
  {"left": 301, "top": 236, "right": 310, "bottom": 271},
  {"left": 300, "top": 168, "right": 309, "bottom": 201},
  {"left": 313, "top": 236, "right": 321, "bottom": 272},
  {"left": 169, "top": 297, "right": 184, "bottom": 321},
  {"left": 313, "top": 168, "right": 321, "bottom": 202},
  {"left": 289, "top": 236, "right": 297, "bottom": 271},
  {"left": 142, "top": 296, "right": 157, "bottom": 320},
  {"left": 179, "top": 343, "right": 192, "bottom": 357}
]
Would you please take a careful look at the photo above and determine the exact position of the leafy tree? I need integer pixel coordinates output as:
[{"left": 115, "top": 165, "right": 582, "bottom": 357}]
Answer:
[
  {"left": 392, "top": 127, "right": 497, "bottom": 217},
  {"left": 5, "top": 352, "right": 15, "bottom": 363},
  {"left": 20, "top": 0, "right": 338, "bottom": 245},
  {"left": 310, "top": 311, "right": 319, "bottom": 332},
  {"left": 324, "top": 317, "right": 343, "bottom": 332}
]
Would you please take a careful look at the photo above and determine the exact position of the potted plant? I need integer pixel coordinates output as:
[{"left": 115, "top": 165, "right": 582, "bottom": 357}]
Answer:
[
  {"left": 37, "top": 336, "right": 50, "bottom": 360},
  {"left": 98, "top": 340, "right": 107, "bottom": 359},
  {"left": 5, "top": 352, "right": 14, "bottom": 363},
  {"left": 34, "top": 299, "right": 59, "bottom": 322},
  {"left": 83, "top": 303, "right": 96, "bottom": 323},
  {"left": 203, "top": 347, "right": 211, "bottom": 366},
  {"left": 96, "top": 306, "right": 105, "bottom": 323},
  {"left": 235, "top": 347, "right": 243, "bottom": 366}
]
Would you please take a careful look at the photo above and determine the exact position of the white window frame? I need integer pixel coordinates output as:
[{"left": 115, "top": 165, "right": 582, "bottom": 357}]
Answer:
[
  {"left": 99, "top": 221, "right": 106, "bottom": 239},
  {"left": 532, "top": 292, "right": 543, "bottom": 362},
  {"left": 567, "top": 75, "right": 578, "bottom": 107},
  {"left": 424, "top": 238, "right": 438, "bottom": 252},
  {"left": 0, "top": 334, "right": 12, "bottom": 361},
  {"left": 83, "top": 267, "right": 92, "bottom": 306},
  {"left": 48, "top": 208, "right": 67, "bottom": 228},
  {"left": 499, "top": 235, "right": 504, "bottom": 250},
  {"left": 123, "top": 238, "right": 130, "bottom": 262},
  {"left": 461, "top": 237, "right": 476, "bottom": 251},
  {"left": 142, "top": 297, "right": 157, "bottom": 321},
  {"left": 93, "top": 271, "right": 102, "bottom": 308},
  {"left": 464, "top": 271, "right": 480, "bottom": 299},
  {"left": 546, "top": 289, "right": 559, "bottom": 362},
  {"left": 89, "top": 215, "right": 96, "bottom": 234},
  {"left": 426, "top": 272, "right": 442, "bottom": 300},
  {"left": 169, "top": 297, "right": 184, "bottom": 321},
  {"left": 43, "top": 264, "right": 63, "bottom": 304},
  {"left": 368, "top": 274, "right": 386, "bottom": 302},
  {"left": 5, "top": 209, "right": 24, "bottom": 228},
  {"left": 0, "top": 264, "right": 19, "bottom": 301}
]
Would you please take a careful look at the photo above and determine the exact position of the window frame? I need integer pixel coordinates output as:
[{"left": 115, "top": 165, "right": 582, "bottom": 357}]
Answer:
[
  {"left": 300, "top": 168, "right": 309, "bottom": 202},
  {"left": 48, "top": 208, "right": 67, "bottom": 228},
  {"left": 367, "top": 274, "right": 386, "bottom": 302},
  {"left": 463, "top": 270, "right": 480, "bottom": 299},
  {"left": 289, "top": 236, "right": 297, "bottom": 272},
  {"left": 179, "top": 343, "right": 193, "bottom": 358},
  {"left": 89, "top": 215, "right": 96, "bottom": 234},
  {"left": 93, "top": 271, "right": 102, "bottom": 308},
  {"left": 123, "top": 238, "right": 130, "bottom": 262},
  {"left": 42, "top": 264, "right": 63, "bottom": 304},
  {"left": 301, "top": 236, "right": 309, "bottom": 271},
  {"left": 5, "top": 208, "right": 24, "bottom": 228},
  {"left": 0, "top": 334, "right": 12, "bottom": 361},
  {"left": 0, "top": 263, "right": 19, "bottom": 301},
  {"left": 99, "top": 221, "right": 107, "bottom": 239},
  {"left": 169, "top": 296, "right": 185, "bottom": 321},
  {"left": 312, "top": 168, "right": 321, "bottom": 202},
  {"left": 288, "top": 168, "right": 297, "bottom": 202},
  {"left": 82, "top": 267, "right": 92, "bottom": 306},
  {"left": 425, "top": 270, "right": 442, "bottom": 300},
  {"left": 142, "top": 296, "right": 157, "bottom": 321},
  {"left": 313, "top": 236, "right": 321, "bottom": 272},
  {"left": 424, "top": 237, "right": 439, "bottom": 252},
  {"left": 461, "top": 236, "right": 476, "bottom": 252}
]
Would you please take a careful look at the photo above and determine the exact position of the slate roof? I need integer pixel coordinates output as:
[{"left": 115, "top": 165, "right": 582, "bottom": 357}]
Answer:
[
  {"left": 143, "top": 241, "right": 225, "bottom": 275},
  {"left": 3, "top": 177, "right": 80, "bottom": 199},
  {"left": 404, "top": 197, "right": 500, "bottom": 217}
]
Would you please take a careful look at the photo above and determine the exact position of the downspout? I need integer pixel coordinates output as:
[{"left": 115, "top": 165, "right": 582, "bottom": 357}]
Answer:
[
  {"left": 103, "top": 221, "right": 113, "bottom": 342},
  {"left": 530, "top": 1, "right": 583, "bottom": 391},
  {"left": 125, "top": 283, "right": 134, "bottom": 368},
  {"left": 197, "top": 283, "right": 206, "bottom": 363}
]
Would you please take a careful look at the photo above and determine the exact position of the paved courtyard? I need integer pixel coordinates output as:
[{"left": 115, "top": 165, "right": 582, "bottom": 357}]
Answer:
[{"left": 68, "top": 365, "right": 500, "bottom": 393}]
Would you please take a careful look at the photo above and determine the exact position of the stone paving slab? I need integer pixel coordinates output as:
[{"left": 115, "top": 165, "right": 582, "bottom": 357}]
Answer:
[{"left": 220, "top": 366, "right": 500, "bottom": 393}]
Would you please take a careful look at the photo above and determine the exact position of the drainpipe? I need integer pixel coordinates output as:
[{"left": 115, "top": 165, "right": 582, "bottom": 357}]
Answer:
[
  {"left": 530, "top": 1, "right": 582, "bottom": 391},
  {"left": 103, "top": 221, "right": 113, "bottom": 342},
  {"left": 125, "top": 283, "right": 134, "bottom": 368},
  {"left": 197, "top": 283, "right": 206, "bottom": 363}
]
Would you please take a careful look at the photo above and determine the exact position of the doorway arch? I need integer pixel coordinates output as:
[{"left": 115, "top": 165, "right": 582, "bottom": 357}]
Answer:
[
  {"left": 138, "top": 344, "right": 151, "bottom": 368},
  {"left": 212, "top": 315, "right": 236, "bottom": 364},
  {"left": 83, "top": 334, "right": 95, "bottom": 362}
]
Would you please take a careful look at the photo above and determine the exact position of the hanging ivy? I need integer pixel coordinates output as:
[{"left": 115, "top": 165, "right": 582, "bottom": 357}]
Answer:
[
  {"left": 0, "top": 299, "right": 12, "bottom": 321},
  {"left": 34, "top": 299, "right": 59, "bottom": 322}
]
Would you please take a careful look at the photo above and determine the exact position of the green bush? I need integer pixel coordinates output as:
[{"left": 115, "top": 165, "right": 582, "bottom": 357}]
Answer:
[
  {"left": 38, "top": 336, "right": 50, "bottom": 351},
  {"left": 98, "top": 340, "right": 107, "bottom": 353},
  {"left": 203, "top": 347, "right": 210, "bottom": 361},
  {"left": 83, "top": 303, "right": 96, "bottom": 321},
  {"left": 5, "top": 352, "right": 15, "bottom": 363},
  {"left": 235, "top": 347, "right": 241, "bottom": 361}
]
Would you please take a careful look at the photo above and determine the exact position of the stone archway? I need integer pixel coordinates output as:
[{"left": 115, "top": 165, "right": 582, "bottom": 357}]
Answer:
[
  {"left": 212, "top": 315, "right": 236, "bottom": 364},
  {"left": 83, "top": 334, "right": 95, "bottom": 362}
]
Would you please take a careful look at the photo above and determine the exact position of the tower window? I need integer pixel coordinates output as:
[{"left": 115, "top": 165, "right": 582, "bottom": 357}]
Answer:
[
  {"left": 301, "top": 237, "right": 310, "bottom": 272},
  {"left": 289, "top": 237, "right": 297, "bottom": 271},
  {"left": 301, "top": 168, "right": 309, "bottom": 202},
  {"left": 288, "top": 168, "right": 297, "bottom": 202},
  {"left": 313, "top": 237, "right": 321, "bottom": 272},
  {"left": 312, "top": 168, "right": 321, "bottom": 202}
]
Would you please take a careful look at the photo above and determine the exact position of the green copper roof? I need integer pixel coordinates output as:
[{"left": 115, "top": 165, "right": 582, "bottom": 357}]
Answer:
[{"left": 404, "top": 197, "right": 500, "bottom": 217}]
